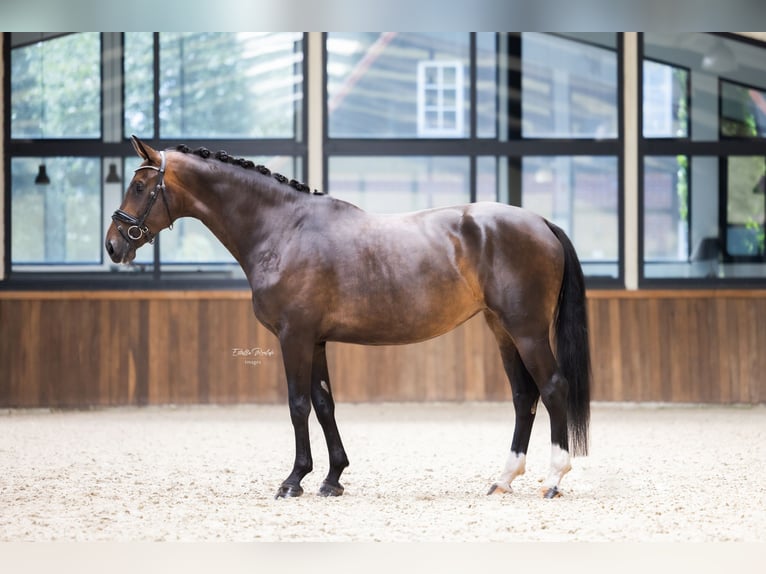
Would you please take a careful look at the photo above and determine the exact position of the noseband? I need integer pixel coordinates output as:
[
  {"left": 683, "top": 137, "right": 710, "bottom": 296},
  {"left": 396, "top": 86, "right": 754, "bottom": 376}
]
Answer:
[{"left": 112, "top": 150, "right": 173, "bottom": 245}]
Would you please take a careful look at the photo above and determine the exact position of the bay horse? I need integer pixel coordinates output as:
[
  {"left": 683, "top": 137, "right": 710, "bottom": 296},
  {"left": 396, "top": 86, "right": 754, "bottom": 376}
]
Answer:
[{"left": 105, "top": 136, "right": 591, "bottom": 499}]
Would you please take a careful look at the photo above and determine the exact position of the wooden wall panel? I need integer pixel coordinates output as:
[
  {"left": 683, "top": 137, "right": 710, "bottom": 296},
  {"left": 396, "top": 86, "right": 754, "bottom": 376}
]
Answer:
[
  {"left": 326, "top": 318, "right": 507, "bottom": 403},
  {"left": 1, "top": 290, "right": 765, "bottom": 407}
]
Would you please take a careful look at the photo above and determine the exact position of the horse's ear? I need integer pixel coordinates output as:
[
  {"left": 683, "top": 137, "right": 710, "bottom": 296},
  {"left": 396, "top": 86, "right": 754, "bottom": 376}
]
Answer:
[{"left": 131, "top": 135, "right": 160, "bottom": 164}]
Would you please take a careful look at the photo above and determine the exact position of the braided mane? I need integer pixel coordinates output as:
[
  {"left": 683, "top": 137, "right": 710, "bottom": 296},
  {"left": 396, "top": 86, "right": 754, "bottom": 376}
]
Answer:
[{"left": 174, "top": 144, "right": 325, "bottom": 196}]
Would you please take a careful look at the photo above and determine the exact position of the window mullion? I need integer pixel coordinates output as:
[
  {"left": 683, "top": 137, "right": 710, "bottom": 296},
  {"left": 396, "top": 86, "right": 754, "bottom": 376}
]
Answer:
[{"left": 624, "top": 32, "right": 640, "bottom": 290}]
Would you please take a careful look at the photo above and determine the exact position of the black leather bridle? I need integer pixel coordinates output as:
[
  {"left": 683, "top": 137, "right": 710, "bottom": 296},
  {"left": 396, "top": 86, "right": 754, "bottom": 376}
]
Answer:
[{"left": 111, "top": 150, "right": 173, "bottom": 245}]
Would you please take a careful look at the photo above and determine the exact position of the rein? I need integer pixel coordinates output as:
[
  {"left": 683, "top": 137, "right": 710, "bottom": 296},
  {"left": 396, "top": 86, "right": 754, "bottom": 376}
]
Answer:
[{"left": 111, "top": 150, "right": 173, "bottom": 245}]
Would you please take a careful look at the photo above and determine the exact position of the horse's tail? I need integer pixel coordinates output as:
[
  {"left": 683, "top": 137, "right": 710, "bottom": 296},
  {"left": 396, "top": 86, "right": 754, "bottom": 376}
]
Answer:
[{"left": 546, "top": 220, "right": 591, "bottom": 457}]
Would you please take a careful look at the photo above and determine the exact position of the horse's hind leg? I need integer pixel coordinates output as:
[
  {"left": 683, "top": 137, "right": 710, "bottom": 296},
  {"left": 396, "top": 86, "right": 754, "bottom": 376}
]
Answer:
[
  {"left": 486, "top": 314, "right": 540, "bottom": 495},
  {"left": 514, "top": 335, "right": 572, "bottom": 498},
  {"left": 310, "top": 342, "right": 350, "bottom": 497}
]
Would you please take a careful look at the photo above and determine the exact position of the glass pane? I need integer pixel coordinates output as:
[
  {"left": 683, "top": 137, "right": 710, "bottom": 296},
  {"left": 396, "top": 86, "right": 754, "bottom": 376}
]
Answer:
[
  {"left": 159, "top": 32, "right": 303, "bottom": 139},
  {"left": 476, "top": 33, "right": 497, "bottom": 138},
  {"left": 556, "top": 33, "right": 618, "bottom": 50},
  {"left": 721, "top": 80, "right": 766, "bottom": 138},
  {"left": 522, "top": 33, "right": 617, "bottom": 139},
  {"left": 726, "top": 156, "right": 765, "bottom": 258},
  {"left": 161, "top": 217, "right": 237, "bottom": 264},
  {"left": 425, "top": 88, "right": 438, "bottom": 107},
  {"left": 643, "top": 60, "right": 689, "bottom": 138},
  {"left": 11, "top": 33, "right": 101, "bottom": 139},
  {"left": 327, "top": 33, "right": 469, "bottom": 138},
  {"left": 644, "top": 156, "right": 689, "bottom": 261},
  {"left": 477, "top": 156, "right": 498, "bottom": 202},
  {"left": 328, "top": 156, "right": 470, "bottom": 213},
  {"left": 521, "top": 156, "right": 618, "bottom": 277},
  {"left": 643, "top": 156, "right": 724, "bottom": 279},
  {"left": 124, "top": 32, "right": 155, "bottom": 138},
  {"left": 11, "top": 158, "right": 102, "bottom": 264},
  {"left": 645, "top": 33, "right": 766, "bottom": 142}
]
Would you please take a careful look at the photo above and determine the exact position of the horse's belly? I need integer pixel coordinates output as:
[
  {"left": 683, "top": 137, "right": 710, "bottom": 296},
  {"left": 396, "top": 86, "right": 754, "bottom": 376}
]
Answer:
[{"left": 324, "top": 287, "right": 483, "bottom": 346}]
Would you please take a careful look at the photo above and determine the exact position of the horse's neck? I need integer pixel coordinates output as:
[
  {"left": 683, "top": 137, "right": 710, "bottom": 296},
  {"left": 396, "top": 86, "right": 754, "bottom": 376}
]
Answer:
[{"left": 180, "top": 168, "right": 305, "bottom": 272}]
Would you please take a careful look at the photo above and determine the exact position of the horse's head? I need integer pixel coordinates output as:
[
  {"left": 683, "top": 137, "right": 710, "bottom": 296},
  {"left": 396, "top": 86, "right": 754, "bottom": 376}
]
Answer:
[{"left": 105, "top": 136, "right": 175, "bottom": 264}]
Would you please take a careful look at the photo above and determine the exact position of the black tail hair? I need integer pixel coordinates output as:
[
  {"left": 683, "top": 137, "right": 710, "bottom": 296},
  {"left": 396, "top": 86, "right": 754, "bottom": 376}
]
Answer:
[{"left": 546, "top": 220, "right": 591, "bottom": 456}]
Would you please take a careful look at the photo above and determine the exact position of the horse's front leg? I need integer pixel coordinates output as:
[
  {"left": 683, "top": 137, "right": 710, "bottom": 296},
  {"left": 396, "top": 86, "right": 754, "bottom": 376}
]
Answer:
[
  {"left": 275, "top": 335, "right": 315, "bottom": 499},
  {"left": 310, "top": 342, "right": 349, "bottom": 496}
]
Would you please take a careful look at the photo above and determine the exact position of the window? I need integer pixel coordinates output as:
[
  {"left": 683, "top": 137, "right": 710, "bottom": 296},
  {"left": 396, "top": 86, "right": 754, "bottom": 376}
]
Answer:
[
  {"left": 641, "top": 33, "right": 766, "bottom": 283},
  {"left": 329, "top": 156, "right": 470, "bottom": 213},
  {"left": 125, "top": 32, "right": 304, "bottom": 140},
  {"left": 160, "top": 33, "right": 302, "bottom": 139},
  {"left": 123, "top": 33, "right": 154, "bottom": 138},
  {"left": 8, "top": 32, "right": 766, "bottom": 290},
  {"left": 724, "top": 156, "right": 765, "bottom": 259},
  {"left": 327, "top": 33, "right": 470, "bottom": 139},
  {"left": 417, "top": 61, "right": 464, "bottom": 137},
  {"left": 325, "top": 33, "right": 621, "bottom": 284},
  {"left": 6, "top": 33, "right": 307, "bottom": 284},
  {"left": 721, "top": 79, "right": 766, "bottom": 138},
  {"left": 11, "top": 157, "right": 101, "bottom": 265},
  {"left": 643, "top": 60, "right": 689, "bottom": 138},
  {"left": 11, "top": 33, "right": 101, "bottom": 139},
  {"left": 643, "top": 155, "right": 696, "bottom": 279},
  {"left": 522, "top": 33, "right": 618, "bottom": 139},
  {"left": 522, "top": 156, "right": 619, "bottom": 277}
]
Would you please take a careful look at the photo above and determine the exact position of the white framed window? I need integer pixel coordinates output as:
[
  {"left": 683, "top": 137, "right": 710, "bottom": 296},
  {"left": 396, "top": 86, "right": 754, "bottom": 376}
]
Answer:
[{"left": 417, "top": 60, "right": 464, "bottom": 137}]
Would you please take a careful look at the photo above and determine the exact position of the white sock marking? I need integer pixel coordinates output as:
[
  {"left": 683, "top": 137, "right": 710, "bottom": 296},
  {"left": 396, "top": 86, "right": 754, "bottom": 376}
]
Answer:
[
  {"left": 543, "top": 444, "right": 572, "bottom": 490},
  {"left": 492, "top": 451, "right": 526, "bottom": 492}
]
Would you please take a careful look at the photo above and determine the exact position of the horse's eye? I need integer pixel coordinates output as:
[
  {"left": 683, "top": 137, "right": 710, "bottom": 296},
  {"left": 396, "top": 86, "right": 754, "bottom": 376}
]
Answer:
[{"left": 135, "top": 182, "right": 145, "bottom": 194}]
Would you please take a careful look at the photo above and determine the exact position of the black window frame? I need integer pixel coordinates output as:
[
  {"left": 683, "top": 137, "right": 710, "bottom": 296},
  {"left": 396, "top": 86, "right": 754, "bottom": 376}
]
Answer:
[{"left": 639, "top": 32, "right": 766, "bottom": 288}]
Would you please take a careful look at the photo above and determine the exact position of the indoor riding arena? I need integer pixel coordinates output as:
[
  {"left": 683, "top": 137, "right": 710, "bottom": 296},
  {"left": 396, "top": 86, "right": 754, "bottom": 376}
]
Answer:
[{"left": 2, "top": 32, "right": 766, "bottom": 551}]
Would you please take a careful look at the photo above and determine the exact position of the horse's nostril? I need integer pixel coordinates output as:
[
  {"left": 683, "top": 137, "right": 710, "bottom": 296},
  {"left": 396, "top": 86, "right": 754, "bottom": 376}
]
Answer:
[{"left": 106, "top": 240, "right": 115, "bottom": 256}]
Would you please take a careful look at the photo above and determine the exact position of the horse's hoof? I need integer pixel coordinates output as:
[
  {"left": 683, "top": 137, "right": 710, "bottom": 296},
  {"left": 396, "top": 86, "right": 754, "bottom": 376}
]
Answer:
[
  {"left": 318, "top": 481, "right": 344, "bottom": 497},
  {"left": 487, "top": 482, "right": 511, "bottom": 495},
  {"left": 542, "top": 486, "right": 561, "bottom": 499},
  {"left": 275, "top": 484, "right": 304, "bottom": 499}
]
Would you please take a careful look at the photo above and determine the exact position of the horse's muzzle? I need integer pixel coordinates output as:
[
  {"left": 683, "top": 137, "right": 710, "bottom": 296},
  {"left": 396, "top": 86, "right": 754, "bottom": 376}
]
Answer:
[{"left": 105, "top": 233, "right": 135, "bottom": 264}]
